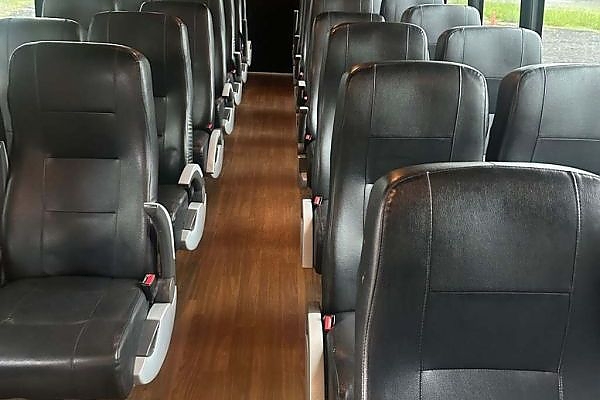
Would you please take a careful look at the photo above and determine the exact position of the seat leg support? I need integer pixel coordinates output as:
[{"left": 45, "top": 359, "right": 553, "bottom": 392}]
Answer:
[
  {"left": 306, "top": 303, "right": 325, "bottom": 400},
  {"left": 301, "top": 198, "right": 313, "bottom": 269},
  {"left": 134, "top": 289, "right": 178, "bottom": 385}
]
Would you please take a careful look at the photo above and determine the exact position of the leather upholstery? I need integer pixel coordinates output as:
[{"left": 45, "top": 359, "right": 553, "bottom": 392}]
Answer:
[
  {"left": 305, "top": 12, "right": 384, "bottom": 140},
  {"left": 0, "top": 277, "right": 148, "bottom": 399},
  {"left": 89, "top": 11, "right": 193, "bottom": 185},
  {"left": 487, "top": 64, "right": 600, "bottom": 176},
  {"left": 41, "top": 0, "right": 116, "bottom": 37},
  {"left": 222, "top": 0, "right": 237, "bottom": 70},
  {"left": 436, "top": 26, "right": 542, "bottom": 113},
  {"left": 401, "top": 4, "right": 481, "bottom": 57},
  {"left": 1, "top": 41, "right": 158, "bottom": 398},
  {"left": 326, "top": 312, "right": 355, "bottom": 400},
  {"left": 355, "top": 162, "right": 600, "bottom": 400},
  {"left": 141, "top": 1, "right": 216, "bottom": 130},
  {"left": 37, "top": 0, "right": 145, "bottom": 17},
  {"left": 322, "top": 61, "right": 488, "bottom": 315},
  {"left": 191, "top": 0, "right": 228, "bottom": 91},
  {"left": 0, "top": 17, "right": 80, "bottom": 149},
  {"left": 311, "top": 22, "right": 428, "bottom": 200},
  {"left": 380, "top": 0, "right": 443, "bottom": 22},
  {"left": 301, "top": 0, "right": 383, "bottom": 69}
]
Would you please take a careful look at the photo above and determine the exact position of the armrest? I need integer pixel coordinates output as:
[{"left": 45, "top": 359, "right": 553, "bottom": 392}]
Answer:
[
  {"left": 178, "top": 163, "right": 205, "bottom": 203},
  {"left": 177, "top": 164, "right": 207, "bottom": 250},
  {"left": 0, "top": 141, "right": 8, "bottom": 204},
  {"left": 144, "top": 202, "right": 176, "bottom": 280},
  {"left": 222, "top": 82, "right": 234, "bottom": 99}
]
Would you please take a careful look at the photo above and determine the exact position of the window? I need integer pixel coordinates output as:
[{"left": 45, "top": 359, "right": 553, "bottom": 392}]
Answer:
[
  {"left": 0, "top": 0, "right": 35, "bottom": 18},
  {"left": 542, "top": 0, "right": 600, "bottom": 63},
  {"left": 446, "top": 0, "right": 470, "bottom": 5},
  {"left": 483, "top": 0, "right": 521, "bottom": 26}
]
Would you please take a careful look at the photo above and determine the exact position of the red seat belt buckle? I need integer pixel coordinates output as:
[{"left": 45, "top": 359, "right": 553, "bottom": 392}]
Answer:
[
  {"left": 313, "top": 195, "right": 322, "bottom": 207},
  {"left": 323, "top": 315, "right": 335, "bottom": 333},
  {"left": 140, "top": 273, "right": 158, "bottom": 302},
  {"left": 304, "top": 133, "right": 313, "bottom": 142}
]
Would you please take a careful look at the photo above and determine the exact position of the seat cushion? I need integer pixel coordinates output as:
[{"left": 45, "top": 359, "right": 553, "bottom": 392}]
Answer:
[
  {"left": 326, "top": 311, "right": 355, "bottom": 400},
  {"left": 0, "top": 276, "right": 148, "bottom": 399}
]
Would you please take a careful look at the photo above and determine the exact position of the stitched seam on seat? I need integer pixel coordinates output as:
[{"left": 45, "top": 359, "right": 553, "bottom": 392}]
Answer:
[
  {"left": 364, "top": 65, "right": 376, "bottom": 230},
  {"left": 70, "top": 284, "right": 109, "bottom": 377},
  {"left": 449, "top": 67, "right": 462, "bottom": 160},
  {"left": 34, "top": 46, "right": 45, "bottom": 274},
  {"left": 361, "top": 185, "right": 397, "bottom": 400},
  {"left": 531, "top": 67, "right": 547, "bottom": 161},
  {"left": 557, "top": 171, "right": 581, "bottom": 400},
  {"left": 418, "top": 172, "right": 433, "bottom": 400}
]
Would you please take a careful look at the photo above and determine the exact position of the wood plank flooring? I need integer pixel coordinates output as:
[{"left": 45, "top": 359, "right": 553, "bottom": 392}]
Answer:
[{"left": 129, "top": 73, "right": 320, "bottom": 400}]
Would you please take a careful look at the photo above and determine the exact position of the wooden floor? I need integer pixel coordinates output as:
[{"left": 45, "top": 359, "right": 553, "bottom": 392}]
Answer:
[{"left": 130, "top": 73, "right": 320, "bottom": 400}]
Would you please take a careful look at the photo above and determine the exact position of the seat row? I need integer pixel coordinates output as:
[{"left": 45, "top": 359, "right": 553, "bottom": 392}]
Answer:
[
  {"left": 293, "top": 2, "right": 600, "bottom": 400},
  {"left": 0, "top": 0, "right": 253, "bottom": 254},
  {"left": 0, "top": 0, "right": 254, "bottom": 398},
  {"left": 299, "top": 18, "right": 543, "bottom": 269}
]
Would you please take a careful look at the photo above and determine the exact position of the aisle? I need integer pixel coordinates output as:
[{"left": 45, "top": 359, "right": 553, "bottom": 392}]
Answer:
[{"left": 130, "top": 73, "right": 320, "bottom": 400}]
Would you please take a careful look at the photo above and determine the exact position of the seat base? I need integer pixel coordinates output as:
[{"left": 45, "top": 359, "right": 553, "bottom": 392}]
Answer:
[{"left": 306, "top": 303, "right": 325, "bottom": 400}]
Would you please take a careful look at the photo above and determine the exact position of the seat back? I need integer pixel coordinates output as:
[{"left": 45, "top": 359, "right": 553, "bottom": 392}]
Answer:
[
  {"left": 356, "top": 162, "right": 600, "bottom": 400},
  {"left": 222, "top": 0, "right": 236, "bottom": 70},
  {"left": 4, "top": 41, "right": 157, "bottom": 281},
  {"left": 305, "top": 12, "right": 383, "bottom": 136},
  {"left": 312, "top": 22, "right": 428, "bottom": 198},
  {"left": 41, "top": 0, "right": 116, "bottom": 37},
  {"left": 436, "top": 26, "right": 542, "bottom": 113},
  {"left": 188, "top": 0, "right": 228, "bottom": 92},
  {"left": 380, "top": 0, "right": 443, "bottom": 22},
  {"left": 89, "top": 11, "right": 193, "bottom": 185},
  {"left": 488, "top": 64, "right": 600, "bottom": 175},
  {"left": 323, "top": 61, "right": 487, "bottom": 314},
  {"left": 401, "top": 4, "right": 481, "bottom": 57},
  {"left": 0, "top": 17, "right": 80, "bottom": 148},
  {"left": 301, "top": 0, "right": 382, "bottom": 68},
  {"left": 36, "top": 0, "right": 145, "bottom": 16},
  {"left": 141, "top": 1, "right": 215, "bottom": 131}
]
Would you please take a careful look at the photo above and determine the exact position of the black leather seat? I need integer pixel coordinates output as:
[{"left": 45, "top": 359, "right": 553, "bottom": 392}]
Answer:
[
  {"left": 0, "top": 17, "right": 81, "bottom": 150},
  {"left": 297, "top": 12, "right": 383, "bottom": 143},
  {"left": 322, "top": 60, "right": 487, "bottom": 314},
  {"left": 354, "top": 162, "right": 600, "bottom": 400},
  {"left": 436, "top": 26, "right": 542, "bottom": 116},
  {"left": 401, "top": 4, "right": 481, "bottom": 57},
  {"left": 222, "top": 0, "right": 244, "bottom": 92},
  {"left": 37, "top": 0, "right": 145, "bottom": 14},
  {"left": 0, "top": 41, "right": 176, "bottom": 399},
  {"left": 308, "top": 62, "right": 488, "bottom": 399},
  {"left": 296, "top": 0, "right": 382, "bottom": 86},
  {"left": 379, "top": 0, "right": 443, "bottom": 22},
  {"left": 303, "top": 22, "right": 429, "bottom": 270},
  {"left": 172, "top": 0, "right": 238, "bottom": 133},
  {"left": 41, "top": 0, "right": 115, "bottom": 37},
  {"left": 89, "top": 11, "right": 207, "bottom": 251},
  {"left": 235, "top": 0, "right": 251, "bottom": 79},
  {"left": 141, "top": 1, "right": 225, "bottom": 179},
  {"left": 488, "top": 63, "right": 600, "bottom": 175}
]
